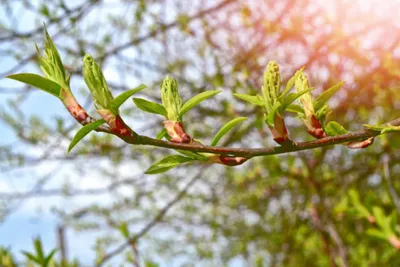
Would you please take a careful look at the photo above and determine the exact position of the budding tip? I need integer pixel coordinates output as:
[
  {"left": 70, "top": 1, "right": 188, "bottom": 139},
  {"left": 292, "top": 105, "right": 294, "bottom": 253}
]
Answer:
[{"left": 83, "top": 54, "right": 94, "bottom": 65}]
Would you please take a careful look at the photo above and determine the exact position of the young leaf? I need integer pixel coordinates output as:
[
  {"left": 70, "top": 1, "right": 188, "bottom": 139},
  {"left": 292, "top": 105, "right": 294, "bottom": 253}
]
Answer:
[
  {"left": 366, "top": 228, "right": 388, "bottom": 241},
  {"left": 233, "top": 93, "right": 264, "bottom": 106},
  {"left": 68, "top": 120, "right": 106, "bottom": 152},
  {"left": 22, "top": 252, "right": 40, "bottom": 264},
  {"left": 363, "top": 124, "right": 385, "bottom": 132},
  {"left": 145, "top": 155, "right": 194, "bottom": 174},
  {"left": 43, "top": 249, "right": 57, "bottom": 267},
  {"left": 279, "top": 88, "right": 314, "bottom": 112},
  {"left": 325, "top": 121, "right": 348, "bottom": 136},
  {"left": 314, "top": 81, "right": 345, "bottom": 111},
  {"left": 381, "top": 125, "right": 400, "bottom": 134},
  {"left": 156, "top": 128, "right": 168, "bottom": 140},
  {"left": 109, "top": 84, "right": 147, "bottom": 113},
  {"left": 7, "top": 73, "right": 62, "bottom": 97},
  {"left": 118, "top": 222, "right": 130, "bottom": 238},
  {"left": 211, "top": 117, "right": 247, "bottom": 146},
  {"left": 179, "top": 90, "right": 222, "bottom": 117},
  {"left": 280, "top": 68, "right": 305, "bottom": 98},
  {"left": 285, "top": 104, "right": 305, "bottom": 115},
  {"left": 175, "top": 150, "right": 208, "bottom": 161},
  {"left": 33, "top": 238, "right": 44, "bottom": 261},
  {"left": 133, "top": 98, "right": 167, "bottom": 117}
]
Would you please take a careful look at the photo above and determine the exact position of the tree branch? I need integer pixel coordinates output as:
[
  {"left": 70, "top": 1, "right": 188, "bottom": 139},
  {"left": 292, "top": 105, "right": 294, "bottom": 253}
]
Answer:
[{"left": 109, "top": 118, "right": 400, "bottom": 158}]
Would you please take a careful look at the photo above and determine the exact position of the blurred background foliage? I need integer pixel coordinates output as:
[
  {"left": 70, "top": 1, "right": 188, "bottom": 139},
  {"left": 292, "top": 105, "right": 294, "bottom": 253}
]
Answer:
[{"left": 1, "top": 0, "right": 400, "bottom": 266}]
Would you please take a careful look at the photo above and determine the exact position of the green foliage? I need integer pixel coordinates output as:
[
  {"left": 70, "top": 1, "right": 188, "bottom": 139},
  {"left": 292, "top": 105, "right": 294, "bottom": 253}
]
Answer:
[
  {"left": 179, "top": 90, "right": 222, "bottom": 118},
  {"left": 6, "top": 73, "right": 62, "bottom": 98},
  {"left": 35, "top": 24, "right": 68, "bottom": 89},
  {"left": 211, "top": 117, "right": 247, "bottom": 146},
  {"left": 364, "top": 123, "right": 400, "bottom": 134},
  {"left": 22, "top": 238, "right": 57, "bottom": 267},
  {"left": 325, "top": 121, "right": 348, "bottom": 136},
  {"left": 0, "top": 247, "right": 17, "bottom": 267},
  {"left": 68, "top": 120, "right": 106, "bottom": 152},
  {"left": 133, "top": 98, "right": 167, "bottom": 117},
  {"left": 233, "top": 93, "right": 264, "bottom": 106},
  {"left": 109, "top": 84, "right": 147, "bottom": 114},
  {"left": 314, "top": 82, "right": 345, "bottom": 112},
  {"left": 145, "top": 155, "right": 194, "bottom": 174}
]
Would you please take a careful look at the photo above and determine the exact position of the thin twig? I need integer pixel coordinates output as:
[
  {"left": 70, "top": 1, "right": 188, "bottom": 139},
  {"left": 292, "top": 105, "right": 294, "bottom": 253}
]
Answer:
[
  {"left": 383, "top": 154, "right": 400, "bottom": 215},
  {"left": 97, "top": 168, "right": 206, "bottom": 266}
]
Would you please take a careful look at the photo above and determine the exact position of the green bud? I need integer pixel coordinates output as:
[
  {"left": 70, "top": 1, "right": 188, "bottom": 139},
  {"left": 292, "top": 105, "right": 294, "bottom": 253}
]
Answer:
[
  {"left": 36, "top": 25, "right": 67, "bottom": 89},
  {"left": 295, "top": 72, "right": 314, "bottom": 118},
  {"left": 83, "top": 54, "right": 114, "bottom": 112},
  {"left": 262, "top": 61, "right": 281, "bottom": 113},
  {"left": 161, "top": 76, "right": 182, "bottom": 121}
]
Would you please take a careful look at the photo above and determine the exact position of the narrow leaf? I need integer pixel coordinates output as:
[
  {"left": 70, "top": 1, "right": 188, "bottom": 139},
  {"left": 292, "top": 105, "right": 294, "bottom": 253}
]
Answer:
[
  {"left": 44, "top": 249, "right": 58, "bottom": 266},
  {"left": 133, "top": 98, "right": 167, "bottom": 117},
  {"left": 381, "top": 125, "right": 400, "bottom": 134},
  {"left": 325, "top": 121, "right": 348, "bottom": 136},
  {"left": 285, "top": 104, "right": 305, "bottom": 115},
  {"left": 280, "top": 68, "right": 305, "bottom": 98},
  {"left": 22, "top": 252, "right": 40, "bottom": 264},
  {"left": 33, "top": 238, "right": 44, "bottom": 261},
  {"left": 109, "top": 84, "right": 146, "bottom": 113},
  {"left": 314, "top": 81, "right": 345, "bottom": 111},
  {"left": 233, "top": 93, "right": 264, "bottom": 106},
  {"left": 118, "top": 222, "right": 130, "bottom": 238},
  {"left": 363, "top": 124, "right": 385, "bottom": 132},
  {"left": 7, "top": 73, "right": 62, "bottom": 97},
  {"left": 211, "top": 117, "right": 247, "bottom": 146},
  {"left": 176, "top": 150, "right": 208, "bottom": 161},
  {"left": 367, "top": 228, "right": 388, "bottom": 240},
  {"left": 145, "top": 155, "right": 193, "bottom": 174},
  {"left": 279, "top": 88, "right": 314, "bottom": 112},
  {"left": 68, "top": 120, "right": 106, "bottom": 152},
  {"left": 156, "top": 128, "right": 168, "bottom": 140},
  {"left": 179, "top": 90, "right": 222, "bottom": 117}
]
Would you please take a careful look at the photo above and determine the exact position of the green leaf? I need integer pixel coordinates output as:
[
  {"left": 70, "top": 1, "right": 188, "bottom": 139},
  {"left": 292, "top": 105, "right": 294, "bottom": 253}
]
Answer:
[
  {"left": 314, "top": 81, "right": 345, "bottom": 111},
  {"left": 280, "top": 68, "right": 304, "bottom": 98},
  {"left": 109, "top": 84, "right": 146, "bottom": 113},
  {"left": 363, "top": 124, "right": 385, "bottom": 132},
  {"left": 179, "top": 90, "right": 222, "bottom": 117},
  {"left": 175, "top": 150, "right": 208, "bottom": 161},
  {"left": 381, "top": 125, "right": 400, "bottom": 134},
  {"left": 133, "top": 98, "right": 167, "bottom": 117},
  {"left": 22, "top": 251, "right": 40, "bottom": 264},
  {"left": 285, "top": 104, "right": 305, "bottom": 115},
  {"left": 145, "top": 155, "right": 194, "bottom": 174},
  {"left": 33, "top": 238, "right": 44, "bottom": 261},
  {"left": 279, "top": 88, "right": 314, "bottom": 112},
  {"left": 44, "top": 249, "right": 57, "bottom": 266},
  {"left": 233, "top": 93, "right": 264, "bottom": 106},
  {"left": 211, "top": 117, "right": 247, "bottom": 146},
  {"left": 7, "top": 73, "right": 62, "bottom": 97},
  {"left": 265, "top": 102, "right": 281, "bottom": 126},
  {"left": 366, "top": 228, "right": 388, "bottom": 241},
  {"left": 68, "top": 120, "right": 106, "bottom": 152},
  {"left": 325, "top": 121, "right": 348, "bottom": 136},
  {"left": 156, "top": 128, "right": 168, "bottom": 140},
  {"left": 118, "top": 222, "right": 130, "bottom": 238}
]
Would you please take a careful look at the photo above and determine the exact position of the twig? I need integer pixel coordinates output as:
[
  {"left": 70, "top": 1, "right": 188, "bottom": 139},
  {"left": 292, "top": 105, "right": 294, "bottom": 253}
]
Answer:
[
  {"left": 383, "top": 154, "right": 400, "bottom": 215},
  {"left": 97, "top": 169, "right": 206, "bottom": 266}
]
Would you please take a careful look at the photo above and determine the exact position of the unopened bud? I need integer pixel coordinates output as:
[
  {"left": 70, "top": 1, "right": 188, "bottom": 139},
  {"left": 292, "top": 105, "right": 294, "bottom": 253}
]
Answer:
[
  {"left": 83, "top": 54, "right": 114, "bottom": 111},
  {"left": 161, "top": 76, "right": 182, "bottom": 121}
]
